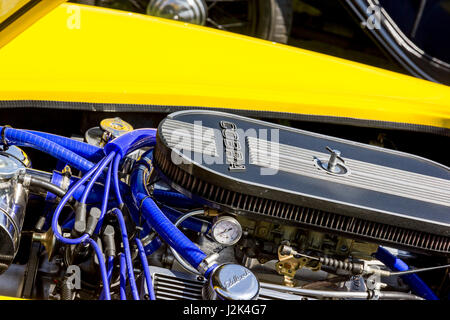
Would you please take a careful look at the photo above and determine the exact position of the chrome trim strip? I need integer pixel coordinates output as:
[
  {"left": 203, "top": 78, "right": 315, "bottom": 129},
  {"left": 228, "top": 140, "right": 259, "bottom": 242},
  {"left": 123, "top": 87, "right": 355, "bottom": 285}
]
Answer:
[
  {"left": 161, "top": 119, "right": 218, "bottom": 157},
  {"left": 247, "top": 136, "right": 450, "bottom": 207}
]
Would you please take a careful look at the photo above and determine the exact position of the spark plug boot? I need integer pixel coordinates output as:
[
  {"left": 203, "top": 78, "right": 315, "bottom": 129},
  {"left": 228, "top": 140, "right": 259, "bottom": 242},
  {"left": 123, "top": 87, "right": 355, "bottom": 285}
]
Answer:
[
  {"left": 85, "top": 207, "right": 101, "bottom": 236},
  {"left": 73, "top": 202, "right": 87, "bottom": 234},
  {"left": 103, "top": 225, "right": 116, "bottom": 257}
]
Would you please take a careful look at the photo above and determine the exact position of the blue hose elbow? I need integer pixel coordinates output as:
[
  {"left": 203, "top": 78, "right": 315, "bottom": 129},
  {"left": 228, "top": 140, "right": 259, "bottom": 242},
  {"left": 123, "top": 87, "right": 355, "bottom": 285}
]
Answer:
[{"left": 104, "top": 129, "right": 157, "bottom": 158}]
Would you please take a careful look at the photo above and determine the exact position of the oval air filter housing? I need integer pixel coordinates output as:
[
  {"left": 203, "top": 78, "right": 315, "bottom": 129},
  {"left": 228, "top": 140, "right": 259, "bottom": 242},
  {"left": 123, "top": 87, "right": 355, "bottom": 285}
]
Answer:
[{"left": 154, "top": 110, "right": 450, "bottom": 256}]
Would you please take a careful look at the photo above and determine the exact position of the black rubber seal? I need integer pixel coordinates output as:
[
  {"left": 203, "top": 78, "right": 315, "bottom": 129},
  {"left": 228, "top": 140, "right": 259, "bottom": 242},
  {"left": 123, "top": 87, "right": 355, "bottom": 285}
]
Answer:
[{"left": 0, "top": 100, "right": 448, "bottom": 137}]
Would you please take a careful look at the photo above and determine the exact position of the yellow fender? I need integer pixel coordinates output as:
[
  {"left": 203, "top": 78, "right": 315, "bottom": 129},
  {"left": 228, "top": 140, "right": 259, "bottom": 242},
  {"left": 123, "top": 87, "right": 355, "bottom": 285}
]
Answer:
[{"left": 0, "top": 3, "right": 448, "bottom": 133}]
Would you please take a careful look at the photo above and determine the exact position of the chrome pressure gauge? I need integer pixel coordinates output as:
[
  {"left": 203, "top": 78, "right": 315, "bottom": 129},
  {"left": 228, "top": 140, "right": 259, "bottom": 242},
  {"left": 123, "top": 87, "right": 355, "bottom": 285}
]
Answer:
[{"left": 211, "top": 216, "right": 242, "bottom": 246}]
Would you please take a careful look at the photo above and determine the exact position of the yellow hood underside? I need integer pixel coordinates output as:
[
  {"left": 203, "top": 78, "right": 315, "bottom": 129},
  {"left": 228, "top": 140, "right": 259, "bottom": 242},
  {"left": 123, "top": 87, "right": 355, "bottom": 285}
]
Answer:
[
  {"left": 0, "top": 3, "right": 448, "bottom": 131},
  {"left": 0, "top": 0, "right": 65, "bottom": 48}
]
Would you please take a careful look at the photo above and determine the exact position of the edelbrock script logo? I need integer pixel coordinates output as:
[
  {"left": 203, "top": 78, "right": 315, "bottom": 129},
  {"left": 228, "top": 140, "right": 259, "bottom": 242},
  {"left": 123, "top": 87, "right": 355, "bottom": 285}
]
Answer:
[{"left": 223, "top": 268, "right": 251, "bottom": 290}]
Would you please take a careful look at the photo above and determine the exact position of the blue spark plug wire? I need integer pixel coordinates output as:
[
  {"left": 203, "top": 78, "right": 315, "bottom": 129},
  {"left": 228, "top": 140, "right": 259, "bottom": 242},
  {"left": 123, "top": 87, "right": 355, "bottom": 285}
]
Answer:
[
  {"left": 87, "top": 238, "right": 111, "bottom": 300},
  {"left": 136, "top": 238, "right": 156, "bottom": 300},
  {"left": 50, "top": 153, "right": 117, "bottom": 299},
  {"left": 79, "top": 153, "right": 115, "bottom": 204},
  {"left": 119, "top": 253, "right": 127, "bottom": 300},
  {"left": 112, "top": 153, "right": 124, "bottom": 206},
  {"left": 113, "top": 208, "right": 140, "bottom": 300},
  {"left": 100, "top": 255, "right": 115, "bottom": 300},
  {"left": 94, "top": 164, "right": 112, "bottom": 234},
  {"left": 51, "top": 154, "right": 112, "bottom": 245}
]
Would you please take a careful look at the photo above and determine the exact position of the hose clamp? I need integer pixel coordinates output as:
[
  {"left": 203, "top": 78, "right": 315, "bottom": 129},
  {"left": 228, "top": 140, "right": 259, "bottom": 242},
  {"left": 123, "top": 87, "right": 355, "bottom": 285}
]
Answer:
[
  {"left": 140, "top": 232, "right": 156, "bottom": 247},
  {"left": 197, "top": 253, "right": 220, "bottom": 275},
  {"left": 60, "top": 174, "right": 71, "bottom": 192},
  {"left": 21, "top": 174, "right": 32, "bottom": 188}
]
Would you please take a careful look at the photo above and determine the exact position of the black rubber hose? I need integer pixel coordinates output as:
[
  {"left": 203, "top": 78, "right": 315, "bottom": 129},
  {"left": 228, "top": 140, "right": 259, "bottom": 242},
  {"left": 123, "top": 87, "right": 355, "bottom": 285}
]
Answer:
[{"left": 26, "top": 176, "right": 67, "bottom": 198}]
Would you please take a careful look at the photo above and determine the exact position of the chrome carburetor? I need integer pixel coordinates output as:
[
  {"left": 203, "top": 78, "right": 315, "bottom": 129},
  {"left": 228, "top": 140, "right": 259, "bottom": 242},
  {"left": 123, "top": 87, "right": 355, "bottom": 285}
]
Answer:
[{"left": 0, "top": 147, "right": 29, "bottom": 273}]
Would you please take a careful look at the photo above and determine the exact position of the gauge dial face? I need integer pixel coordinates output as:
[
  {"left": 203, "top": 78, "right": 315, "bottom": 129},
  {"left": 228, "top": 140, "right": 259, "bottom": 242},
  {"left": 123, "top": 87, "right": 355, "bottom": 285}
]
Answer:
[{"left": 211, "top": 216, "right": 242, "bottom": 246}]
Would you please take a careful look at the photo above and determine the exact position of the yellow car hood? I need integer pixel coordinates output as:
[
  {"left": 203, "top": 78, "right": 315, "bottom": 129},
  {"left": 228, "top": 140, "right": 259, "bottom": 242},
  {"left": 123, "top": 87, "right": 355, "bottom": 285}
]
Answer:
[
  {"left": 0, "top": 0, "right": 65, "bottom": 49},
  {"left": 0, "top": 3, "right": 448, "bottom": 134}
]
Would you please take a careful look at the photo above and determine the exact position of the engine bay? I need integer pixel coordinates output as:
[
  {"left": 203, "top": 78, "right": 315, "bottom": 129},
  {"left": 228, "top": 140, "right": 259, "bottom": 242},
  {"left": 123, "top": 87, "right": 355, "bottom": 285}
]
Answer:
[{"left": 0, "top": 108, "right": 448, "bottom": 300}]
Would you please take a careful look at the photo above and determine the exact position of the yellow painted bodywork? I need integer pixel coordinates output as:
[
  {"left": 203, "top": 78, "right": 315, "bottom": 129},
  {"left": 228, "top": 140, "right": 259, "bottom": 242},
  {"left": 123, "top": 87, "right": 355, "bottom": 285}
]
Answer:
[
  {"left": 0, "top": 0, "right": 66, "bottom": 49},
  {"left": 0, "top": 295, "right": 24, "bottom": 300},
  {"left": 0, "top": 3, "right": 448, "bottom": 130}
]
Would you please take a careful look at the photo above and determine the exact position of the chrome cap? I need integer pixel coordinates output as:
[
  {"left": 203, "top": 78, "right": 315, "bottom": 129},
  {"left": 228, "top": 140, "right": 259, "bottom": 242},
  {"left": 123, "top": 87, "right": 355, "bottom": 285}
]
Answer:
[
  {"left": 203, "top": 264, "right": 259, "bottom": 300},
  {"left": 0, "top": 148, "right": 27, "bottom": 179}
]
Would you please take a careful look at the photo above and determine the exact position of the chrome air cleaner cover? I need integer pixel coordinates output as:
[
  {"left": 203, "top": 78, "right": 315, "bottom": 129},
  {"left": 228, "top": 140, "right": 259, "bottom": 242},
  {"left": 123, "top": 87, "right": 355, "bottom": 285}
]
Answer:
[{"left": 153, "top": 110, "right": 450, "bottom": 255}]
